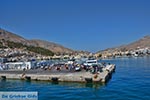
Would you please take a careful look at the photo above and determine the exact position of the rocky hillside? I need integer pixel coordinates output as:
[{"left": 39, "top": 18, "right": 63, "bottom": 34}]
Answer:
[
  {"left": 0, "top": 29, "right": 28, "bottom": 44},
  {"left": 0, "top": 28, "right": 73, "bottom": 54},
  {"left": 29, "top": 39, "right": 73, "bottom": 54},
  {"left": 97, "top": 35, "right": 150, "bottom": 53},
  {"left": 122, "top": 36, "right": 150, "bottom": 50}
]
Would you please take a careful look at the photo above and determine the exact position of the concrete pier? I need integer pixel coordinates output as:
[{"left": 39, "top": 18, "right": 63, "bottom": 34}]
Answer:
[{"left": 0, "top": 65, "right": 115, "bottom": 83}]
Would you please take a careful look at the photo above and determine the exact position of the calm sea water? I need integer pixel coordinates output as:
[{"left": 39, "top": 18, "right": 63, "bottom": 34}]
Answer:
[{"left": 0, "top": 57, "right": 150, "bottom": 100}]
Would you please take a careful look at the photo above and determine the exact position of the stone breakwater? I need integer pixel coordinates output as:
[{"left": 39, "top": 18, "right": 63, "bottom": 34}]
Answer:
[{"left": 0, "top": 65, "right": 115, "bottom": 83}]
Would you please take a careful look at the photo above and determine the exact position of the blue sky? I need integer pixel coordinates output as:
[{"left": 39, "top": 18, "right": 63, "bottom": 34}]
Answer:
[{"left": 0, "top": 0, "right": 150, "bottom": 52}]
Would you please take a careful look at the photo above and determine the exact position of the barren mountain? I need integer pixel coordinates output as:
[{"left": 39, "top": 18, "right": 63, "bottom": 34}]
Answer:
[
  {"left": 97, "top": 35, "right": 150, "bottom": 53},
  {"left": 122, "top": 36, "right": 150, "bottom": 50},
  {"left": 0, "top": 28, "right": 73, "bottom": 53},
  {"left": 29, "top": 39, "right": 73, "bottom": 53},
  {"left": 0, "top": 29, "right": 28, "bottom": 44}
]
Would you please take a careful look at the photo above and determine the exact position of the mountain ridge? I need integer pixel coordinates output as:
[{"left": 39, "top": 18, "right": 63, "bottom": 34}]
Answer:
[
  {"left": 1, "top": 28, "right": 150, "bottom": 55},
  {"left": 97, "top": 35, "right": 150, "bottom": 54},
  {"left": 29, "top": 39, "right": 73, "bottom": 53},
  {"left": 0, "top": 28, "right": 73, "bottom": 54}
]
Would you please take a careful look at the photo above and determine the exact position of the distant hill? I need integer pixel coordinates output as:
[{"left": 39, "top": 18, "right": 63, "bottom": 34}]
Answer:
[
  {"left": 0, "top": 28, "right": 73, "bottom": 54},
  {"left": 97, "top": 35, "right": 150, "bottom": 53},
  {"left": 0, "top": 28, "right": 28, "bottom": 44},
  {"left": 29, "top": 39, "right": 73, "bottom": 53},
  {"left": 121, "top": 36, "right": 150, "bottom": 50}
]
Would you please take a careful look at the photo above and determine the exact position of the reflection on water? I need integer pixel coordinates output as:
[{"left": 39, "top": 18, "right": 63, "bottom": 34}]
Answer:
[{"left": 0, "top": 79, "right": 105, "bottom": 90}]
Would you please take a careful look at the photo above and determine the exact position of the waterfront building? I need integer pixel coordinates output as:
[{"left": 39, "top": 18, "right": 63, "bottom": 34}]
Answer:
[{"left": 5, "top": 61, "right": 34, "bottom": 70}]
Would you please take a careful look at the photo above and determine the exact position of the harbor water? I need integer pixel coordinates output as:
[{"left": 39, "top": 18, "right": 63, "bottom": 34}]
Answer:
[{"left": 0, "top": 57, "right": 150, "bottom": 100}]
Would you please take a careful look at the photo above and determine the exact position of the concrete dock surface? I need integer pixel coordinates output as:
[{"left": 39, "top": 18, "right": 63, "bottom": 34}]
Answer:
[{"left": 0, "top": 64, "right": 115, "bottom": 83}]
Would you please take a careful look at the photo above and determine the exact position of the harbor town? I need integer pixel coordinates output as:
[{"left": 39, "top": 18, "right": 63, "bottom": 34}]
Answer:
[
  {"left": 0, "top": 1, "right": 150, "bottom": 100},
  {"left": 0, "top": 46, "right": 116, "bottom": 83},
  {"left": 0, "top": 29, "right": 150, "bottom": 83},
  {"left": 1, "top": 46, "right": 150, "bottom": 83}
]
